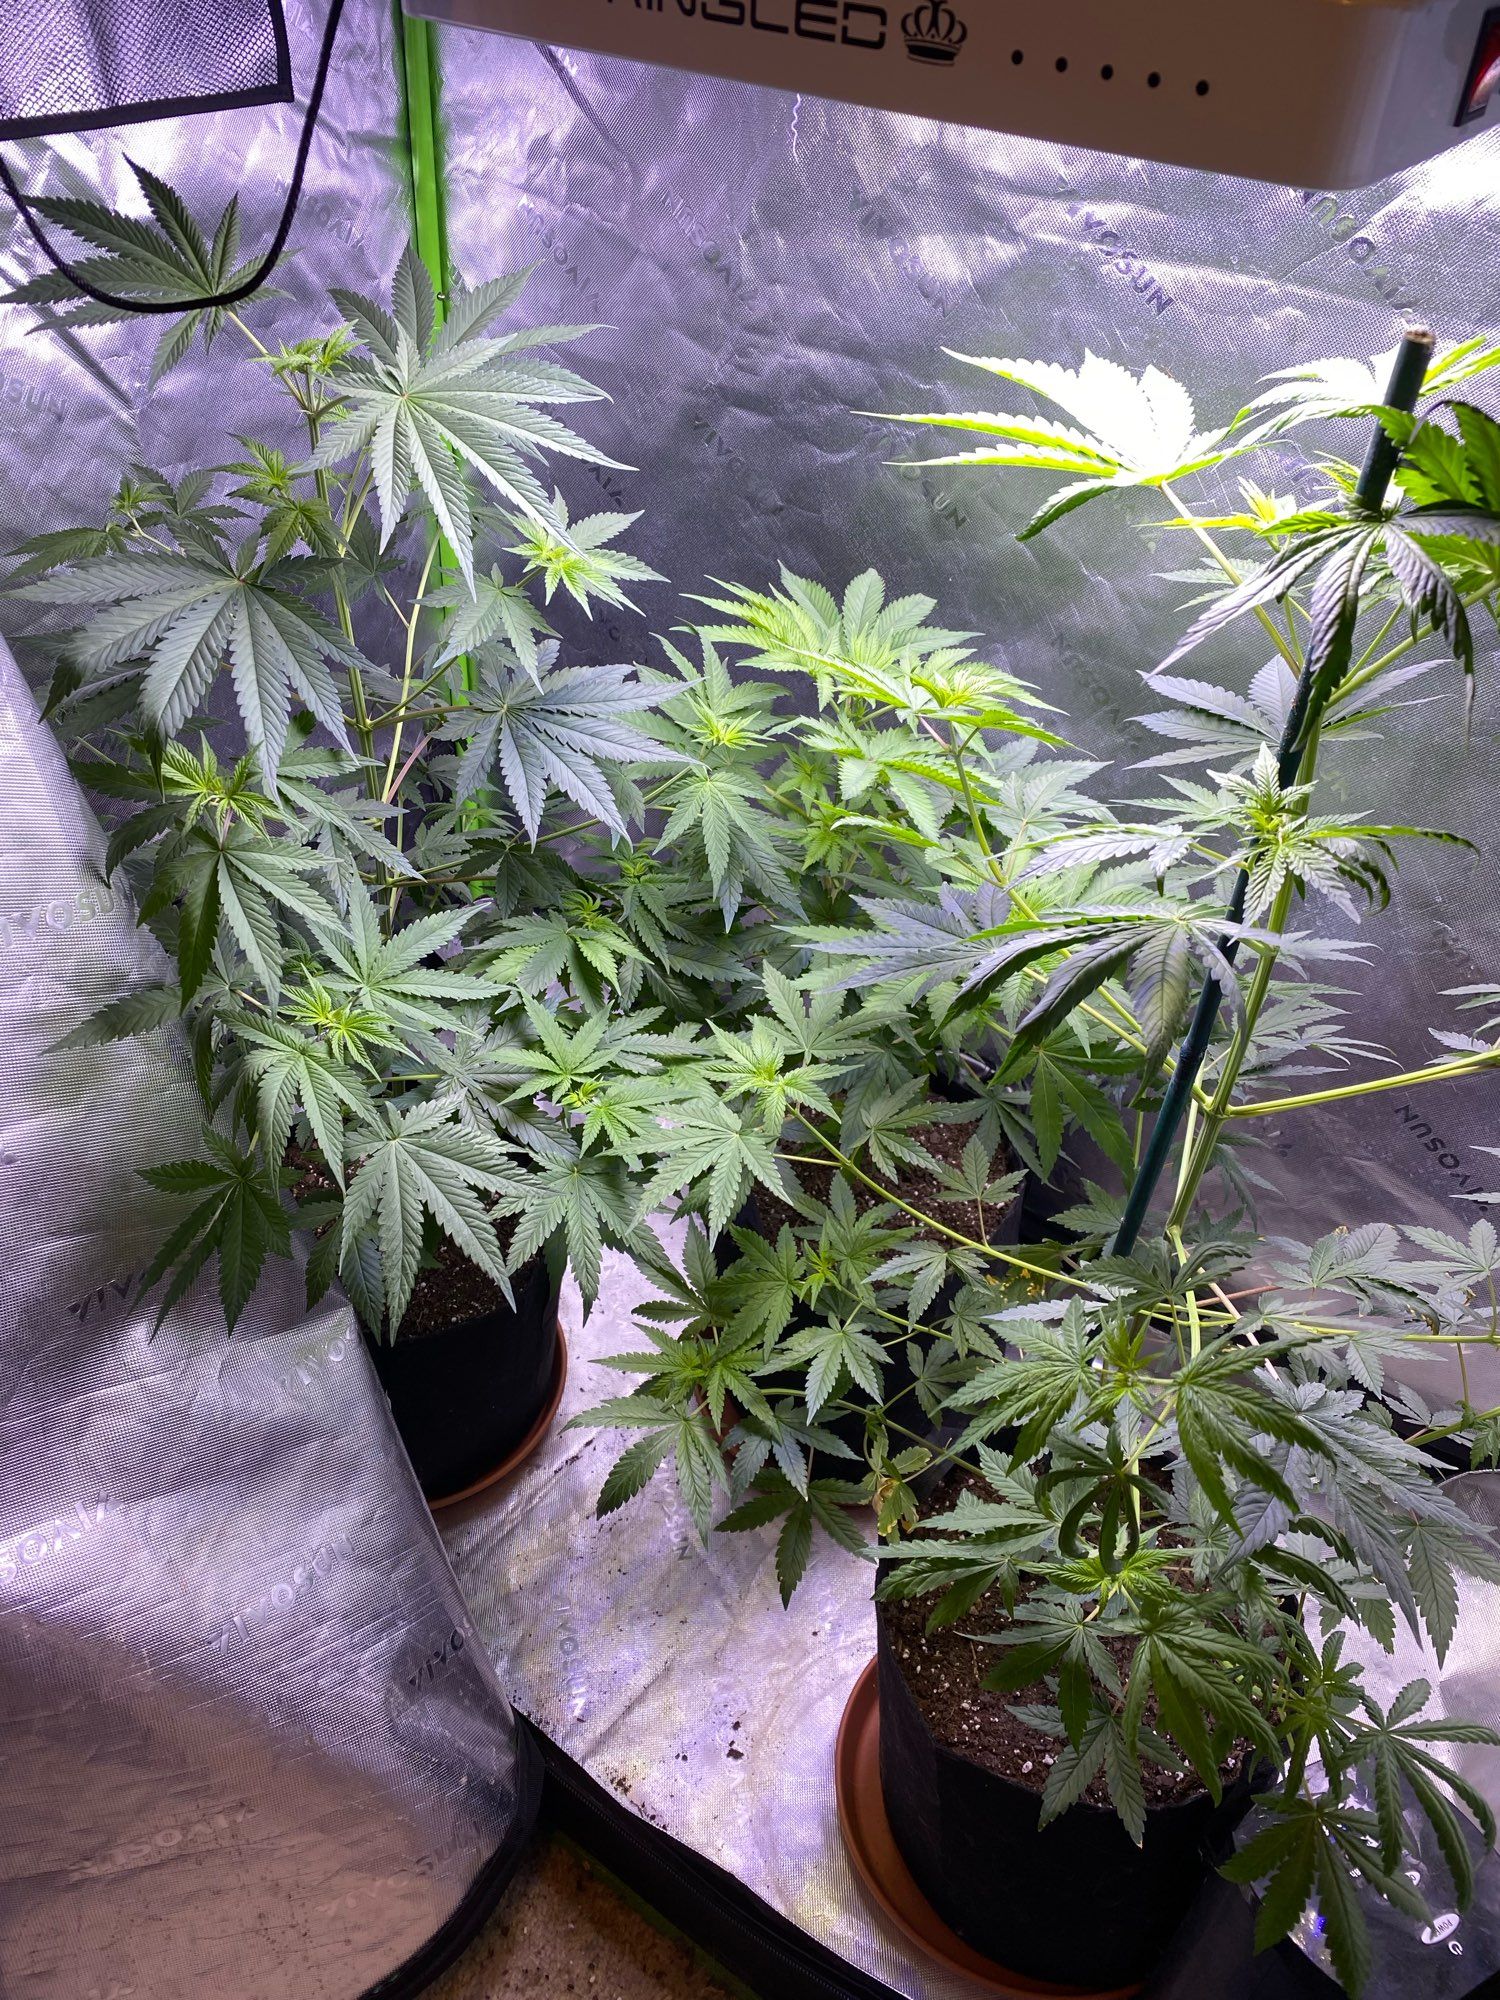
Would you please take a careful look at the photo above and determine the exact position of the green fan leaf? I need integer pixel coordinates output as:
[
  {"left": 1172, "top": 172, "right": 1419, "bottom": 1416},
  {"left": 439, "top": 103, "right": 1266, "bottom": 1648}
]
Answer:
[
  {"left": 12, "top": 547, "right": 362, "bottom": 785},
  {"left": 316, "top": 250, "right": 625, "bottom": 586},
  {"left": 436, "top": 646, "right": 677, "bottom": 835},
  {"left": 139, "top": 1131, "right": 291, "bottom": 1330},
  {"left": 1, "top": 163, "right": 269, "bottom": 376},
  {"left": 50, "top": 983, "right": 182, "bottom": 1051},
  {"left": 341, "top": 1100, "right": 515, "bottom": 1332}
]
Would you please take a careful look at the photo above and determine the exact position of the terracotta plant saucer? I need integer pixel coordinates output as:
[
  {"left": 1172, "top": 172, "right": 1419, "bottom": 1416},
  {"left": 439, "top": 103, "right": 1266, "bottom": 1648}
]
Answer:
[
  {"left": 429, "top": 1321, "right": 568, "bottom": 1512},
  {"left": 834, "top": 1659, "right": 1142, "bottom": 2000}
]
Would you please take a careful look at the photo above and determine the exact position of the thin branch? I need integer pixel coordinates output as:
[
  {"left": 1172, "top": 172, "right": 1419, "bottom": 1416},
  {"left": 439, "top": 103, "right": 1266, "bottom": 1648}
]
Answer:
[{"left": 1225, "top": 1049, "right": 1500, "bottom": 1120}]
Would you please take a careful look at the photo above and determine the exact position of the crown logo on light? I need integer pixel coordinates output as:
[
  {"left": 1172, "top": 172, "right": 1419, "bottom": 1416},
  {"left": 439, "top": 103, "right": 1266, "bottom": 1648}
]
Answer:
[{"left": 903, "top": 1, "right": 968, "bottom": 65}]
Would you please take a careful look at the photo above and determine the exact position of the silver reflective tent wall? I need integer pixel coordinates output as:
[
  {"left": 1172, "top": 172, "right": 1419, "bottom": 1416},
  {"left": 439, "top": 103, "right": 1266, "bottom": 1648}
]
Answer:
[
  {"left": 3, "top": 3, "right": 1500, "bottom": 1997},
  {"left": 0, "top": 11, "right": 540, "bottom": 2000},
  {"left": 430, "top": 26, "right": 1500, "bottom": 1261}
]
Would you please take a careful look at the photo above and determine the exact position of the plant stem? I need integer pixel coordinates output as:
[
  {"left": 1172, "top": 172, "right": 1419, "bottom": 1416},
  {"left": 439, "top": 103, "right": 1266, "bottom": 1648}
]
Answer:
[
  {"left": 369, "top": 668, "right": 459, "bottom": 727},
  {"left": 385, "top": 734, "right": 432, "bottom": 803},
  {"left": 780, "top": 1131, "right": 1088, "bottom": 1291},
  {"left": 1168, "top": 1228, "right": 1202, "bottom": 1361},
  {"left": 1191, "top": 1309, "right": 1497, "bottom": 1345},
  {"left": 950, "top": 723, "right": 1002, "bottom": 878},
  {"left": 382, "top": 535, "right": 442, "bottom": 803},
  {"left": 882, "top": 1417, "right": 988, "bottom": 1486},
  {"left": 1160, "top": 480, "right": 1301, "bottom": 672},
  {"left": 377, "top": 534, "right": 442, "bottom": 924},
  {"left": 227, "top": 311, "right": 271, "bottom": 359},
  {"left": 1331, "top": 586, "right": 1490, "bottom": 708},
  {"left": 341, "top": 468, "right": 376, "bottom": 544},
  {"left": 295, "top": 390, "right": 375, "bottom": 770},
  {"left": 1225, "top": 1048, "right": 1500, "bottom": 1120},
  {"left": 1350, "top": 603, "right": 1404, "bottom": 674},
  {"left": 1409, "top": 1401, "right": 1500, "bottom": 1450}
]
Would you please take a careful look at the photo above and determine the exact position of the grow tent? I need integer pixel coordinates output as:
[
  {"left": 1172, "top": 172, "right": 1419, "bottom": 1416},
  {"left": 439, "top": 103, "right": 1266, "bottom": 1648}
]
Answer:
[{"left": 4, "top": 1, "right": 1500, "bottom": 1996}]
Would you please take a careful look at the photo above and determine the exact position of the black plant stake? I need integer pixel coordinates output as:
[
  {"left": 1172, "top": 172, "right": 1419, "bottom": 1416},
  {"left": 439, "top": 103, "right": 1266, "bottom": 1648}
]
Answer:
[{"left": 1110, "top": 326, "right": 1436, "bottom": 1257}]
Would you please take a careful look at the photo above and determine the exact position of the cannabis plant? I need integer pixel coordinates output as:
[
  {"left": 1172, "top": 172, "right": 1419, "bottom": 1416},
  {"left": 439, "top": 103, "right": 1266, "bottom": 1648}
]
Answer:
[
  {"left": 0, "top": 166, "right": 775, "bottom": 1334},
  {"left": 587, "top": 337, "right": 1500, "bottom": 1990},
  {"left": 576, "top": 573, "right": 1146, "bottom": 1554}
]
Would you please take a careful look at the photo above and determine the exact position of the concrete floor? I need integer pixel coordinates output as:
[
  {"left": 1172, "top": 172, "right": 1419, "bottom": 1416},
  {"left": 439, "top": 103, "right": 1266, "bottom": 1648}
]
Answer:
[{"left": 426, "top": 1835, "right": 741, "bottom": 2000}]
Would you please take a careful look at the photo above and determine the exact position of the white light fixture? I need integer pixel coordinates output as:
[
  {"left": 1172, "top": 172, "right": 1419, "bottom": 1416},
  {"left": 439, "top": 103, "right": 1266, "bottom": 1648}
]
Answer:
[{"left": 404, "top": 0, "right": 1500, "bottom": 189}]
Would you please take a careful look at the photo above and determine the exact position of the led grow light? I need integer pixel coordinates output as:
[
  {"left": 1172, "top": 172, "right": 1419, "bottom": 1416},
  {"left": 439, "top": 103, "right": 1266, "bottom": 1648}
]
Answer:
[{"left": 403, "top": 0, "right": 1500, "bottom": 189}]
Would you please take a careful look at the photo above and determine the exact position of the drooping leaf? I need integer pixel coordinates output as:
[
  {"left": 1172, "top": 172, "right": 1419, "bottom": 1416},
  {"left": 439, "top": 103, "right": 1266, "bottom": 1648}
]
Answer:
[
  {"left": 51, "top": 983, "right": 182, "bottom": 1051},
  {"left": 340, "top": 1100, "right": 514, "bottom": 1332},
  {"left": 12, "top": 547, "right": 361, "bottom": 784},
  {"left": 138, "top": 1131, "right": 291, "bottom": 1330}
]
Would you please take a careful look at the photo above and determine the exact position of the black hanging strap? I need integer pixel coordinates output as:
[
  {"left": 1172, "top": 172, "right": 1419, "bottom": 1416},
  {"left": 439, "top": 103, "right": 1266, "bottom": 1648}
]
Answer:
[{"left": 0, "top": 0, "right": 347, "bottom": 315}]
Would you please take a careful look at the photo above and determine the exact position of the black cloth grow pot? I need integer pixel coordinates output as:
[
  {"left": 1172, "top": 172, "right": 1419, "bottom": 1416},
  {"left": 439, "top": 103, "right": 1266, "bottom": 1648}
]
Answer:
[
  {"left": 875, "top": 1605, "right": 1254, "bottom": 1991},
  {"left": 366, "top": 1254, "right": 562, "bottom": 1502}
]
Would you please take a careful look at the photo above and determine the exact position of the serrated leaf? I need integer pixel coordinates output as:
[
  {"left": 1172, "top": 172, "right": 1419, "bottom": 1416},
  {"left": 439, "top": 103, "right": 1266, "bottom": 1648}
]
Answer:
[
  {"left": 316, "top": 254, "right": 620, "bottom": 586},
  {"left": 437, "top": 647, "right": 675, "bottom": 835},
  {"left": 50, "top": 983, "right": 181, "bottom": 1051},
  {"left": 1406, "top": 1523, "right": 1460, "bottom": 1662},
  {"left": 1, "top": 163, "right": 263, "bottom": 375},
  {"left": 776, "top": 1504, "right": 814, "bottom": 1606},
  {"left": 341, "top": 1102, "right": 514, "bottom": 1330},
  {"left": 1038, "top": 1718, "right": 1108, "bottom": 1823},
  {"left": 22, "top": 547, "right": 360, "bottom": 785},
  {"left": 139, "top": 1135, "right": 290, "bottom": 1331},
  {"left": 597, "top": 1431, "right": 675, "bottom": 1516}
]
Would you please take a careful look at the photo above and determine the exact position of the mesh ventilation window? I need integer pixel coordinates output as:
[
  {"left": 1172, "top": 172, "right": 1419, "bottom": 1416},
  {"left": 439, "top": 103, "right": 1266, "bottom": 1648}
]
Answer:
[{"left": 0, "top": 0, "right": 291, "bottom": 139}]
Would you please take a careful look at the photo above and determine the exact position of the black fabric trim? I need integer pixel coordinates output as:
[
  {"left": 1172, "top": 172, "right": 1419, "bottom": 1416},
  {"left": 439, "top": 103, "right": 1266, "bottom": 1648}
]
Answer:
[
  {"left": 534, "top": 1729, "right": 903, "bottom": 2000},
  {"left": 0, "top": 0, "right": 344, "bottom": 313},
  {"left": 357, "top": 1714, "right": 545, "bottom": 2000},
  {"left": 345, "top": 1719, "right": 1487, "bottom": 1999},
  {"left": 0, "top": 0, "right": 293, "bottom": 140},
  {"left": 532, "top": 1729, "right": 1383, "bottom": 2000},
  {"left": 0, "top": 82, "right": 292, "bottom": 144}
]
